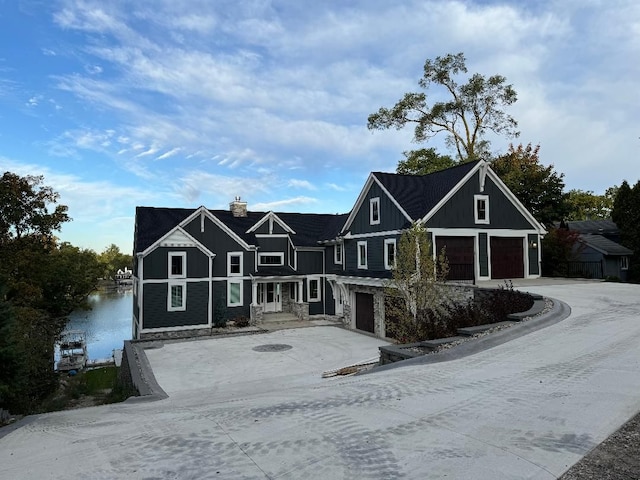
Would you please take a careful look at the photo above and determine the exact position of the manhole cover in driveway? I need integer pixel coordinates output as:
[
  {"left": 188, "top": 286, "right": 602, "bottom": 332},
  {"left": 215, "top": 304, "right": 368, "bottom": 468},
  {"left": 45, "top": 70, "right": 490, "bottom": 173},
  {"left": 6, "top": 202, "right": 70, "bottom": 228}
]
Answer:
[{"left": 252, "top": 344, "right": 293, "bottom": 352}]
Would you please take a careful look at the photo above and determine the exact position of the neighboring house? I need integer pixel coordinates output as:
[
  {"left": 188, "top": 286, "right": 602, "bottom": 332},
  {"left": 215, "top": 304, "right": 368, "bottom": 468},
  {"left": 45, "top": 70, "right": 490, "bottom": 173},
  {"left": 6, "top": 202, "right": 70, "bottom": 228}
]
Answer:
[
  {"left": 132, "top": 160, "right": 546, "bottom": 340},
  {"left": 564, "top": 220, "right": 633, "bottom": 281}
]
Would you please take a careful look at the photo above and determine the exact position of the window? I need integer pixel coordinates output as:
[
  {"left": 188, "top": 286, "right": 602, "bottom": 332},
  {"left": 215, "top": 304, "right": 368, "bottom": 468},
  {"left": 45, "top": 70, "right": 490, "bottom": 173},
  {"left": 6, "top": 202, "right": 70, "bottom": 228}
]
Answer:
[
  {"left": 384, "top": 238, "right": 396, "bottom": 270},
  {"left": 258, "top": 252, "right": 284, "bottom": 266},
  {"left": 227, "top": 281, "right": 243, "bottom": 307},
  {"left": 474, "top": 195, "right": 490, "bottom": 224},
  {"left": 168, "top": 252, "right": 186, "bottom": 278},
  {"left": 227, "top": 252, "right": 243, "bottom": 276},
  {"left": 370, "top": 197, "right": 380, "bottom": 225},
  {"left": 334, "top": 243, "right": 343, "bottom": 264},
  {"left": 621, "top": 256, "right": 629, "bottom": 270},
  {"left": 357, "top": 241, "right": 368, "bottom": 269},
  {"left": 307, "top": 277, "right": 320, "bottom": 302},
  {"left": 167, "top": 283, "right": 186, "bottom": 311}
]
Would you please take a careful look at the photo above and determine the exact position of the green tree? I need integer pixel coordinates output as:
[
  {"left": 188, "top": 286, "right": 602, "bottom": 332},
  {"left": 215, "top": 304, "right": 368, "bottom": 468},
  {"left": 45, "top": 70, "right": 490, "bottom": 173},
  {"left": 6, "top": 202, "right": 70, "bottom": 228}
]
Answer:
[
  {"left": 368, "top": 52, "right": 519, "bottom": 162},
  {"left": 612, "top": 180, "right": 640, "bottom": 282},
  {"left": 384, "top": 223, "right": 453, "bottom": 342},
  {"left": 565, "top": 189, "right": 613, "bottom": 221},
  {"left": 491, "top": 143, "right": 567, "bottom": 226},
  {"left": 541, "top": 226, "right": 583, "bottom": 277},
  {"left": 0, "top": 172, "right": 100, "bottom": 413},
  {"left": 98, "top": 244, "right": 132, "bottom": 281},
  {"left": 396, "top": 148, "right": 456, "bottom": 175}
]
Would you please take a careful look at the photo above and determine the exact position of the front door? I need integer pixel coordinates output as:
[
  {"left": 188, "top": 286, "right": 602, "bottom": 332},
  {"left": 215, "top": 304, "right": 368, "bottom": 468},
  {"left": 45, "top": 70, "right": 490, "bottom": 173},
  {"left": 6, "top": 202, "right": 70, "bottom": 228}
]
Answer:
[{"left": 262, "top": 282, "right": 282, "bottom": 313}]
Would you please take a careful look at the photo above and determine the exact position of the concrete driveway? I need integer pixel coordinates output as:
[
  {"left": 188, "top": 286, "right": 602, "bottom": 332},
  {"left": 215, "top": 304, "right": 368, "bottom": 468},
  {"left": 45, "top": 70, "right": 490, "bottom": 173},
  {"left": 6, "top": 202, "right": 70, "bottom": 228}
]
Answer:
[{"left": 2, "top": 281, "right": 640, "bottom": 479}]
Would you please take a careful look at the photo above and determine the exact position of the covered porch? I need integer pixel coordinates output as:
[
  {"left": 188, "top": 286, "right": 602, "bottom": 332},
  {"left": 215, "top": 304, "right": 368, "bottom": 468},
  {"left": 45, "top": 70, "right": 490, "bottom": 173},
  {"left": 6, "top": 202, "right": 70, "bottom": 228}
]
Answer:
[{"left": 249, "top": 275, "right": 309, "bottom": 324}]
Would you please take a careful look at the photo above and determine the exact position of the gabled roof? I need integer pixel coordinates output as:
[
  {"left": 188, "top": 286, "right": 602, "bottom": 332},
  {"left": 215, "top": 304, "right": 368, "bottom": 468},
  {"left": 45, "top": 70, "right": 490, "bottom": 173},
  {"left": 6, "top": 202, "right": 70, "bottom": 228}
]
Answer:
[
  {"left": 373, "top": 161, "right": 480, "bottom": 220},
  {"left": 135, "top": 207, "right": 348, "bottom": 254},
  {"left": 579, "top": 234, "right": 633, "bottom": 256},
  {"left": 246, "top": 211, "right": 296, "bottom": 234}
]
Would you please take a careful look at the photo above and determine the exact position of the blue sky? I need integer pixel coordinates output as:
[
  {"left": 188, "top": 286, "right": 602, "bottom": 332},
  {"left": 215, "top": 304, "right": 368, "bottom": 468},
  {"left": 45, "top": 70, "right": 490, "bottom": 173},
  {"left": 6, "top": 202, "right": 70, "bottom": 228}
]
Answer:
[{"left": 1, "top": 0, "right": 638, "bottom": 254}]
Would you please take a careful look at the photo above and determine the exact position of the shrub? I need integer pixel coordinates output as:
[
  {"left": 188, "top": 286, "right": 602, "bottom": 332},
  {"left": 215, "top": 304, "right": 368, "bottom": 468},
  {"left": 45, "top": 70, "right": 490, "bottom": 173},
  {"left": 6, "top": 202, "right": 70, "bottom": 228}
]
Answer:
[{"left": 234, "top": 316, "right": 250, "bottom": 328}]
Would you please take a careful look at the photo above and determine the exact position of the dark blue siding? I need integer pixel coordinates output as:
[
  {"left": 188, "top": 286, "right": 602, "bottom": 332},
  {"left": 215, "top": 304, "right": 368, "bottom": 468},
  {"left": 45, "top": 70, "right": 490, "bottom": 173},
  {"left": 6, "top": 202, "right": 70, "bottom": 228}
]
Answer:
[
  {"left": 428, "top": 173, "right": 534, "bottom": 229},
  {"left": 528, "top": 234, "right": 540, "bottom": 275},
  {"left": 143, "top": 247, "right": 208, "bottom": 280},
  {"left": 142, "top": 282, "right": 209, "bottom": 329},
  {"left": 350, "top": 182, "right": 408, "bottom": 234},
  {"left": 479, "top": 233, "right": 488, "bottom": 277}
]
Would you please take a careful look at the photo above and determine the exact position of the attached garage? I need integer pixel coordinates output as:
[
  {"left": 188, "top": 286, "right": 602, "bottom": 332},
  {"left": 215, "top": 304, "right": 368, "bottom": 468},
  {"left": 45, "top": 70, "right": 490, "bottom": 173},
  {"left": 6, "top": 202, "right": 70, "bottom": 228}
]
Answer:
[
  {"left": 490, "top": 237, "right": 524, "bottom": 279},
  {"left": 355, "top": 292, "right": 375, "bottom": 333},
  {"left": 435, "top": 236, "right": 475, "bottom": 282}
]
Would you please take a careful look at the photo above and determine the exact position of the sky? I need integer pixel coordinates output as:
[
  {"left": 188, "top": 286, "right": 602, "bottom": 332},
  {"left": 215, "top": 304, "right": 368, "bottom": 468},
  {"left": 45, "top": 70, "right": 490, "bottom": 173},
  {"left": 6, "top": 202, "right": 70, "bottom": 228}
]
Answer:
[{"left": 0, "top": 0, "right": 638, "bottom": 254}]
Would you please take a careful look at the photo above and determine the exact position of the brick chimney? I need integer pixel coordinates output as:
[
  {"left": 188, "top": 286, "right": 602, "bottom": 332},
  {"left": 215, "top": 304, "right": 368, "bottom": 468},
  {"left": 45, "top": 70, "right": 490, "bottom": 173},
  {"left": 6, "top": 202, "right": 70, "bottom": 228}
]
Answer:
[{"left": 230, "top": 196, "right": 247, "bottom": 217}]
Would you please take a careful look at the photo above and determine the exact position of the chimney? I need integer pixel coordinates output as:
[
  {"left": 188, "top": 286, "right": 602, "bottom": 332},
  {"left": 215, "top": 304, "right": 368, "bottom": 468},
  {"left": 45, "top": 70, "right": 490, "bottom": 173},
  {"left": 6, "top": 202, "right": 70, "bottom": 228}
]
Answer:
[{"left": 230, "top": 196, "right": 247, "bottom": 217}]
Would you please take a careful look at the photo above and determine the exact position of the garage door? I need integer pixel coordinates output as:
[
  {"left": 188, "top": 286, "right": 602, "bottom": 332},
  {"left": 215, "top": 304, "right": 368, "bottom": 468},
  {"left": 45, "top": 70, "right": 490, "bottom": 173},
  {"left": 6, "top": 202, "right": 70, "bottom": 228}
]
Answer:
[
  {"left": 355, "top": 293, "right": 375, "bottom": 333},
  {"left": 435, "top": 236, "right": 475, "bottom": 281},
  {"left": 490, "top": 237, "right": 524, "bottom": 279}
]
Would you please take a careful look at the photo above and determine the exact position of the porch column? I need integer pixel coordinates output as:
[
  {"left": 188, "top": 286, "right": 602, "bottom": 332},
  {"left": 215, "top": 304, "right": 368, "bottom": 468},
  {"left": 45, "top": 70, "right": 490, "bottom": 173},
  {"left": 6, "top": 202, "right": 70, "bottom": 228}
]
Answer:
[
  {"left": 298, "top": 280, "right": 304, "bottom": 302},
  {"left": 252, "top": 280, "right": 258, "bottom": 305}
]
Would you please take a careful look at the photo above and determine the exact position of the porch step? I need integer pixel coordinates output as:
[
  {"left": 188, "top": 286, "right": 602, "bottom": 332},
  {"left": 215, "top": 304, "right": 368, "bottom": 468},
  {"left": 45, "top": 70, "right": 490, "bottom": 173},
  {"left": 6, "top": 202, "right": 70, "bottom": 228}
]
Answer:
[{"left": 262, "top": 313, "right": 299, "bottom": 324}]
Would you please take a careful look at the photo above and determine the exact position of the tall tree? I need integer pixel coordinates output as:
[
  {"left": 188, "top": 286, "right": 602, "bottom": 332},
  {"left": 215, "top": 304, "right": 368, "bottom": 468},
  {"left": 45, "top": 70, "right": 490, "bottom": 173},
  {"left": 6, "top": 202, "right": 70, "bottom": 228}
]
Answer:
[
  {"left": 368, "top": 52, "right": 519, "bottom": 162},
  {"left": 491, "top": 143, "right": 567, "bottom": 226},
  {"left": 396, "top": 148, "right": 456, "bottom": 175},
  {"left": 0, "top": 172, "right": 100, "bottom": 413},
  {"left": 565, "top": 189, "right": 613, "bottom": 221},
  {"left": 611, "top": 180, "right": 640, "bottom": 283},
  {"left": 98, "top": 244, "right": 133, "bottom": 281}
]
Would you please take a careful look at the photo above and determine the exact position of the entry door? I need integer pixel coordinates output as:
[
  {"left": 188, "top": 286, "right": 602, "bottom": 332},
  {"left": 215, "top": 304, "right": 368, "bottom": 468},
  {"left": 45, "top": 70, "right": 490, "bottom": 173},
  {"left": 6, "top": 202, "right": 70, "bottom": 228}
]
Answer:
[
  {"left": 355, "top": 293, "right": 375, "bottom": 333},
  {"left": 263, "top": 282, "right": 282, "bottom": 313}
]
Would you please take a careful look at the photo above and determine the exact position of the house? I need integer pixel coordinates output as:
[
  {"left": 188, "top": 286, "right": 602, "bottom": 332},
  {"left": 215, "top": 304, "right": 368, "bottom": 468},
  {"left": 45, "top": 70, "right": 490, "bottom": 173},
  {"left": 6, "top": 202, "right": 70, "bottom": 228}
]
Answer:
[
  {"left": 132, "top": 160, "right": 546, "bottom": 340},
  {"left": 563, "top": 220, "right": 633, "bottom": 281}
]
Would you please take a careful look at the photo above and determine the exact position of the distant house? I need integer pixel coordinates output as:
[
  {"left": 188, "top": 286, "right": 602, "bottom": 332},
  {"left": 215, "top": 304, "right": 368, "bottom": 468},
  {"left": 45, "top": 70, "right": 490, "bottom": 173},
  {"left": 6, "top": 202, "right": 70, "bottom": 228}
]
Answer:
[
  {"left": 132, "top": 160, "right": 546, "bottom": 340},
  {"left": 564, "top": 220, "right": 633, "bottom": 281}
]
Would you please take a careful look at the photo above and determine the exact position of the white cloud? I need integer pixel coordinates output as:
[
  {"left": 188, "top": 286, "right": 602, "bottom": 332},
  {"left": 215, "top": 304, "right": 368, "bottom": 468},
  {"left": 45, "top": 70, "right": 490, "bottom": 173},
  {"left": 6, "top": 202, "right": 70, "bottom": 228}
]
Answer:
[
  {"left": 287, "top": 179, "right": 316, "bottom": 190},
  {"left": 253, "top": 196, "right": 319, "bottom": 211}
]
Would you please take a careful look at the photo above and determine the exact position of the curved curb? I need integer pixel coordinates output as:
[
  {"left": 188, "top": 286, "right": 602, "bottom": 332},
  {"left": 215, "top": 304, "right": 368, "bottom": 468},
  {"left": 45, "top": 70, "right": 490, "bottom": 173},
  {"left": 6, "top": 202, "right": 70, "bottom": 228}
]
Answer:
[
  {"left": 365, "top": 296, "right": 571, "bottom": 374},
  {"left": 122, "top": 341, "right": 168, "bottom": 403}
]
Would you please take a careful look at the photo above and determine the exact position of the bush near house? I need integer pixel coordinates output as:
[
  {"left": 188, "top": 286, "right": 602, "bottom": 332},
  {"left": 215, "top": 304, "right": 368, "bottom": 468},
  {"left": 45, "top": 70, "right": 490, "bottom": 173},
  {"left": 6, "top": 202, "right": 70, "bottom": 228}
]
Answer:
[{"left": 386, "top": 283, "right": 533, "bottom": 344}]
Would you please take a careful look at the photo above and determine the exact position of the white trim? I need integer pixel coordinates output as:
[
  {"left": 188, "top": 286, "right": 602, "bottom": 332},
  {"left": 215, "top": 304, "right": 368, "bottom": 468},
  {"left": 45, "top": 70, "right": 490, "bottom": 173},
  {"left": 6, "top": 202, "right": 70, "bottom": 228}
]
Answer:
[
  {"left": 227, "top": 251, "right": 243, "bottom": 276},
  {"left": 227, "top": 280, "right": 243, "bottom": 307},
  {"left": 140, "top": 323, "right": 209, "bottom": 333},
  {"left": 370, "top": 197, "right": 381, "bottom": 225},
  {"left": 255, "top": 234, "right": 290, "bottom": 238},
  {"left": 343, "top": 229, "right": 402, "bottom": 239},
  {"left": 258, "top": 252, "right": 285, "bottom": 266},
  {"left": 341, "top": 173, "right": 412, "bottom": 233},
  {"left": 168, "top": 251, "right": 186, "bottom": 278},
  {"left": 246, "top": 211, "right": 296, "bottom": 234},
  {"left": 178, "top": 206, "right": 254, "bottom": 251},
  {"left": 141, "top": 276, "right": 249, "bottom": 284},
  {"left": 307, "top": 276, "right": 321, "bottom": 302},
  {"left": 420, "top": 162, "right": 480, "bottom": 224},
  {"left": 288, "top": 238, "right": 297, "bottom": 270},
  {"left": 141, "top": 224, "right": 216, "bottom": 257},
  {"left": 335, "top": 275, "right": 387, "bottom": 288},
  {"left": 357, "top": 241, "right": 368, "bottom": 269},
  {"left": 167, "top": 282, "right": 186, "bottom": 311},
  {"left": 334, "top": 243, "right": 343, "bottom": 264},
  {"left": 384, "top": 238, "right": 396, "bottom": 270},
  {"left": 474, "top": 194, "right": 490, "bottom": 225}
]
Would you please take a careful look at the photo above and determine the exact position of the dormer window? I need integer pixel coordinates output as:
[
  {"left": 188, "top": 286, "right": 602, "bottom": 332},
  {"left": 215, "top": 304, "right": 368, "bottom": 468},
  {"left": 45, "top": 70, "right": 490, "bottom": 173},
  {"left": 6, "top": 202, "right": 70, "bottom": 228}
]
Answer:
[
  {"left": 474, "top": 195, "right": 489, "bottom": 224},
  {"left": 370, "top": 197, "right": 380, "bottom": 225}
]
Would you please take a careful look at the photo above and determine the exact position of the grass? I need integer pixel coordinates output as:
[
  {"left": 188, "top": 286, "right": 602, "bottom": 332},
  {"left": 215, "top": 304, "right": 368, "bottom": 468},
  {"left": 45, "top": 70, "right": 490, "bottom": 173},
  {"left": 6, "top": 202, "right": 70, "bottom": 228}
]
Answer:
[{"left": 38, "top": 366, "right": 136, "bottom": 412}]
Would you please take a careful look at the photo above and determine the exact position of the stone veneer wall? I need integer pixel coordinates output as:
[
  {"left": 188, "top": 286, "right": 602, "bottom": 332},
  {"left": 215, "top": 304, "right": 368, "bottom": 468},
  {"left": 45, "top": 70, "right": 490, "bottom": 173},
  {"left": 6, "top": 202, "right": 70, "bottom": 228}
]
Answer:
[
  {"left": 291, "top": 302, "right": 309, "bottom": 321},
  {"left": 346, "top": 285, "right": 387, "bottom": 338},
  {"left": 139, "top": 327, "right": 212, "bottom": 340},
  {"left": 250, "top": 304, "right": 263, "bottom": 325}
]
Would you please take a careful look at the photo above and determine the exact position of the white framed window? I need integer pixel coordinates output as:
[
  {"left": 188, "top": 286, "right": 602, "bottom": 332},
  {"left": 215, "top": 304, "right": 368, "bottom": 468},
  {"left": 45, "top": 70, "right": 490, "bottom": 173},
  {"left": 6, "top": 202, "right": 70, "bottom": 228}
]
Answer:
[
  {"left": 168, "top": 252, "right": 186, "bottom": 278},
  {"left": 307, "top": 277, "right": 321, "bottom": 302},
  {"left": 474, "top": 194, "right": 490, "bottom": 224},
  {"left": 167, "top": 282, "right": 186, "bottom": 311},
  {"left": 370, "top": 197, "right": 381, "bottom": 225},
  {"left": 357, "top": 241, "right": 368, "bottom": 269},
  {"left": 258, "top": 252, "right": 284, "bottom": 266},
  {"left": 227, "top": 252, "right": 243, "bottom": 276},
  {"left": 334, "top": 243, "right": 343, "bottom": 264},
  {"left": 384, "top": 238, "right": 396, "bottom": 270},
  {"left": 227, "top": 281, "right": 243, "bottom": 307},
  {"left": 621, "top": 256, "right": 629, "bottom": 270}
]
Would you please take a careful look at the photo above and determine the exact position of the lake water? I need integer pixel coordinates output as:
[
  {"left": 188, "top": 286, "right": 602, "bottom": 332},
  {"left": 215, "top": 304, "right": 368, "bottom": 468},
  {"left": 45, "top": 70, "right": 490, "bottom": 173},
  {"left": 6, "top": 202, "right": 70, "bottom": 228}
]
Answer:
[{"left": 65, "top": 289, "right": 133, "bottom": 361}]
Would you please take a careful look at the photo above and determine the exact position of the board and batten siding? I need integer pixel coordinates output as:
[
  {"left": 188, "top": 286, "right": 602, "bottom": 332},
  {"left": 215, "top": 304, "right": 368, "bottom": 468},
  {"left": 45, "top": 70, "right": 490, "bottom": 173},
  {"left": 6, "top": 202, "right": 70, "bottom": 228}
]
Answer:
[
  {"left": 142, "top": 282, "right": 209, "bottom": 329},
  {"left": 143, "top": 247, "right": 209, "bottom": 280},
  {"left": 428, "top": 172, "right": 534, "bottom": 230},
  {"left": 349, "top": 182, "right": 407, "bottom": 235}
]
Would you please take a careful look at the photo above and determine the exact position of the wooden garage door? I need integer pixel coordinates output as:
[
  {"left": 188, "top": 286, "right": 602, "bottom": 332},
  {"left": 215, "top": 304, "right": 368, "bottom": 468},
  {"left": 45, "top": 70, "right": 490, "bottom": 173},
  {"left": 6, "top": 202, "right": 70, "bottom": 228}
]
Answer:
[
  {"left": 490, "top": 237, "right": 524, "bottom": 279},
  {"left": 355, "top": 293, "right": 375, "bottom": 333},
  {"left": 435, "top": 236, "right": 475, "bottom": 281}
]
